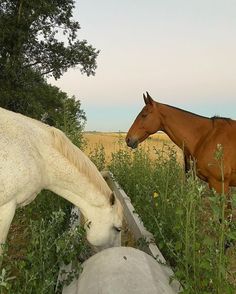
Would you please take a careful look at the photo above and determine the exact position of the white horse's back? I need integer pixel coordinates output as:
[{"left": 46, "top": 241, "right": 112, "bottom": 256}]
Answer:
[
  {"left": 0, "top": 107, "right": 51, "bottom": 141},
  {"left": 0, "top": 108, "right": 51, "bottom": 207}
]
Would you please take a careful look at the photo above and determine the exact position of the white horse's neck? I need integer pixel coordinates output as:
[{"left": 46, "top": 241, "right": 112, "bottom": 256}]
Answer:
[
  {"left": 0, "top": 108, "right": 122, "bottom": 253},
  {"left": 44, "top": 128, "right": 112, "bottom": 220}
]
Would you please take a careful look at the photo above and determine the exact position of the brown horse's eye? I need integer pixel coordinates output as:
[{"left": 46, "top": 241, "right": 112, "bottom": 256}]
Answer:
[{"left": 141, "top": 113, "right": 148, "bottom": 118}]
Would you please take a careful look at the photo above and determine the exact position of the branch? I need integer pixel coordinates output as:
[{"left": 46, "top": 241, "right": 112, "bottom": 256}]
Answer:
[
  {"left": 23, "top": 61, "right": 41, "bottom": 68},
  {"left": 40, "top": 69, "right": 56, "bottom": 76}
]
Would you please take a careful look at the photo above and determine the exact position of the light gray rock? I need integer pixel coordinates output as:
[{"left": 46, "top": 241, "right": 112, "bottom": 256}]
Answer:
[{"left": 63, "top": 247, "right": 178, "bottom": 294}]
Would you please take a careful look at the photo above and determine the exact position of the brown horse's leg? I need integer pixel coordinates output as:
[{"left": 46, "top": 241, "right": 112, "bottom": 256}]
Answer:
[
  {"left": 184, "top": 154, "right": 190, "bottom": 173},
  {"left": 208, "top": 177, "right": 229, "bottom": 194}
]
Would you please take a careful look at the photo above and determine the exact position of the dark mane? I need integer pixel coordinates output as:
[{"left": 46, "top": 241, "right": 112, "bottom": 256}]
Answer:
[
  {"left": 165, "top": 104, "right": 232, "bottom": 122},
  {"left": 210, "top": 115, "right": 232, "bottom": 121},
  {"left": 164, "top": 104, "right": 208, "bottom": 119},
  {"left": 210, "top": 115, "right": 232, "bottom": 126}
]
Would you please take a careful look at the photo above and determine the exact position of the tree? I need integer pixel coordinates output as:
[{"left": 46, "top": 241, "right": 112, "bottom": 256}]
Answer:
[
  {"left": 0, "top": 0, "right": 98, "bottom": 115},
  {"left": 53, "top": 96, "right": 87, "bottom": 148},
  {"left": 0, "top": 0, "right": 99, "bottom": 79}
]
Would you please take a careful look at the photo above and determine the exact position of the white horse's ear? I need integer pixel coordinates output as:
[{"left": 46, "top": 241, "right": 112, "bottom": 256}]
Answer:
[{"left": 110, "top": 192, "right": 116, "bottom": 206}]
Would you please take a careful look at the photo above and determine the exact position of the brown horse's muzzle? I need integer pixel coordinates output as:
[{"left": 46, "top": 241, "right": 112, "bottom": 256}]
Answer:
[{"left": 126, "top": 136, "right": 138, "bottom": 149}]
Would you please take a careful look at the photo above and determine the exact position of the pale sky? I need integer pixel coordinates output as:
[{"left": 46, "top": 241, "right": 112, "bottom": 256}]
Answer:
[{"left": 49, "top": 0, "right": 236, "bottom": 131}]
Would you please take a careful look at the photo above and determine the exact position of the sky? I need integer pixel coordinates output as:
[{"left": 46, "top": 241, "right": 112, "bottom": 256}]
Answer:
[{"left": 49, "top": 0, "right": 236, "bottom": 131}]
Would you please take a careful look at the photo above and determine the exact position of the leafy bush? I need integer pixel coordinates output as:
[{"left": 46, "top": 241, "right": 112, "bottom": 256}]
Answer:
[
  {"left": 1, "top": 200, "right": 89, "bottom": 293},
  {"left": 1, "top": 157, "right": 90, "bottom": 293},
  {"left": 88, "top": 144, "right": 106, "bottom": 171}
]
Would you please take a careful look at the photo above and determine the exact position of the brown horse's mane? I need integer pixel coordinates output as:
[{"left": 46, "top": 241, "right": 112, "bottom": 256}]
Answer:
[
  {"left": 210, "top": 115, "right": 232, "bottom": 121},
  {"left": 210, "top": 116, "right": 232, "bottom": 126},
  {"left": 163, "top": 103, "right": 232, "bottom": 124}
]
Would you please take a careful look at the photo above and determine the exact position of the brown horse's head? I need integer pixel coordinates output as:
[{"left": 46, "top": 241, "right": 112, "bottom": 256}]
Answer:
[{"left": 126, "top": 92, "right": 161, "bottom": 149}]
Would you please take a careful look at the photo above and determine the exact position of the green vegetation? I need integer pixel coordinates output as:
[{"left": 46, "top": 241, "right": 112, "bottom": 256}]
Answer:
[
  {"left": 1, "top": 195, "right": 90, "bottom": 294},
  {"left": 0, "top": 0, "right": 98, "bottom": 119},
  {"left": 89, "top": 141, "right": 236, "bottom": 293},
  {"left": 89, "top": 143, "right": 106, "bottom": 171}
]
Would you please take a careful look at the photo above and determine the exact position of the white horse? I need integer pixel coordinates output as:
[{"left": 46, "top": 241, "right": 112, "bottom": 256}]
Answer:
[{"left": 0, "top": 107, "right": 123, "bottom": 256}]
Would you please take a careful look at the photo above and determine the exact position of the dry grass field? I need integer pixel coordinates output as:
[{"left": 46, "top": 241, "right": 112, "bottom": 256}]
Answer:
[{"left": 83, "top": 131, "right": 183, "bottom": 163}]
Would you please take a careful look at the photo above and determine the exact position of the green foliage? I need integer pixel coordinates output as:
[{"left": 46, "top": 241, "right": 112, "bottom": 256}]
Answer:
[
  {"left": 0, "top": 69, "right": 70, "bottom": 119},
  {"left": 0, "top": 68, "right": 87, "bottom": 151},
  {"left": 53, "top": 97, "right": 87, "bottom": 149},
  {"left": 109, "top": 143, "right": 236, "bottom": 293},
  {"left": 1, "top": 198, "right": 90, "bottom": 294},
  {"left": 0, "top": 0, "right": 98, "bottom": 79},
  {"left": 0, "top": 0, "right": 98, "bottom": 117},
  {"left": 88, "top": 144, "right": 106, "bottom": 171}
]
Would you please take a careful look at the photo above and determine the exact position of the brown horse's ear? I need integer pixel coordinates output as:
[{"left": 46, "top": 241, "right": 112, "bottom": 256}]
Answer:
[
  {"left": 145, "top": 92, "right": 155, "bottom": 106},
  {"left": 110, "top": 192, "right": 116, "bottom": 206},
  {"left": 143, "top": 93, "right": 148, "bottom": 105}
]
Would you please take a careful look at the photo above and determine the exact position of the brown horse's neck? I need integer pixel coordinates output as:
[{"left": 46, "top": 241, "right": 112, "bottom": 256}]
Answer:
[{"left": 158, "top": 103, "right": 212, "bottom": 156}]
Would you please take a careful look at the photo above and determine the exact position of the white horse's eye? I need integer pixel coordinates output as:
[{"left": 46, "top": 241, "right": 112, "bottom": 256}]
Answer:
[
  {"left": 85, "top": 221, "right": 92, "bottom": 229},
  {"left": 114, "top": 226, "right": 122, "bottom": 232}
]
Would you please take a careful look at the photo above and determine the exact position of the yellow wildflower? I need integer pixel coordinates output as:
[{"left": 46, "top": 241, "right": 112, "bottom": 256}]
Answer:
[{"left": 153, "top": 192, "right": 158, "bottom": 198}]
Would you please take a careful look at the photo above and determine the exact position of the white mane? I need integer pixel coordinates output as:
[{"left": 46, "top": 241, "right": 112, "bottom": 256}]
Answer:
[{"left": 50, "top": 127, "right": 111, "bottom": 200}]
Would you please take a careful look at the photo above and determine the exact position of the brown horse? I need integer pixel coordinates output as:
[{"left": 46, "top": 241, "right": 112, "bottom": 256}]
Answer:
[{"left": 126, "top": 92, "right": 236, "bottom": 198}]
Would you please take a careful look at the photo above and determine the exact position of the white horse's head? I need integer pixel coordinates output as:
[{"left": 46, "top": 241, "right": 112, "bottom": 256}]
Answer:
[{"left": 84, "top": 193, "right": 123, "bottom": 251}]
